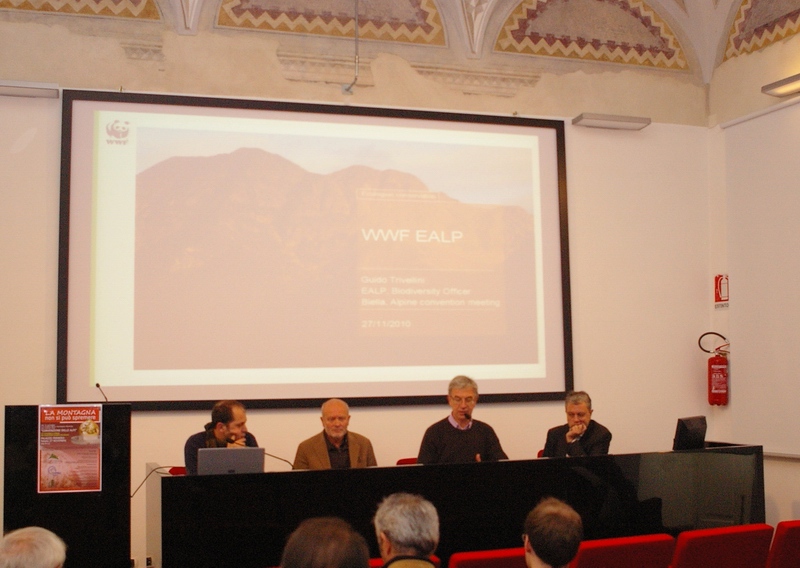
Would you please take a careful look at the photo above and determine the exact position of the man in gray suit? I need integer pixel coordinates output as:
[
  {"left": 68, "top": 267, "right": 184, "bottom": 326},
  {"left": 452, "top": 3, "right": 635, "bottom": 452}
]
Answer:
[{"left": 292, "top": 398, "right": 377, "bottom": 470}]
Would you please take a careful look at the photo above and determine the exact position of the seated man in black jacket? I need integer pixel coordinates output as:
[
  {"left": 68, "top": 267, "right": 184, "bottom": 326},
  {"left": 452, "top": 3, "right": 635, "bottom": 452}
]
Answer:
[
  {"left": 542, "top": 391, "right": 611, "bottom": 458},
  {"left": 184, "top": 400, "right": 258, "bottom": 475}
]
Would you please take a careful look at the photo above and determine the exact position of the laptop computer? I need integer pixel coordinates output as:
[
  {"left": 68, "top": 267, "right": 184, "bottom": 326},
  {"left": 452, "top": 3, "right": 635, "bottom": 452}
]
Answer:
[
  {"left": 672, "top": 416, "right": 707, "bottom": 451},
  {"left": 197, "top": 447, "right": 265, "bottom": 475}
]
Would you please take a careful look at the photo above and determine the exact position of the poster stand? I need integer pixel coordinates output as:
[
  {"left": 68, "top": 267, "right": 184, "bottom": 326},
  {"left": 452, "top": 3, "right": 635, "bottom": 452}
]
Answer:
[{"left": 4, "top": 403, "right": 130, "bottom": 568}]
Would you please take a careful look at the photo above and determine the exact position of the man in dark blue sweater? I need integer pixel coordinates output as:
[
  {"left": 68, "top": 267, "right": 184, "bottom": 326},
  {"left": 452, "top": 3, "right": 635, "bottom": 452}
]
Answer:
[{"left": 417, "top": 376, "right": 507, "bottom": 464}]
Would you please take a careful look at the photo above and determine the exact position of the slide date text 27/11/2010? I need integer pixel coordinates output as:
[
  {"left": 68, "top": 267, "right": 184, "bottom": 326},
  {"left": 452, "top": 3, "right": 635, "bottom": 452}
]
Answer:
[{"left": 361, "top": 320, "right": 413, "bottom": 328}]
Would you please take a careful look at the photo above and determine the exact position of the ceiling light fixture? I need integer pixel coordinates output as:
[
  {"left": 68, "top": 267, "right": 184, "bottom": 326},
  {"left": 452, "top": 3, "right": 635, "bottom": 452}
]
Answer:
[
  {"left": 572, "top": 112, "right": 651, "bottom": 130},
  {"left": 0, "top": 80, "right": 60, "bottom": 99},
  {"left": 761, "top": 72, "right": 800, "bottom": 97}
]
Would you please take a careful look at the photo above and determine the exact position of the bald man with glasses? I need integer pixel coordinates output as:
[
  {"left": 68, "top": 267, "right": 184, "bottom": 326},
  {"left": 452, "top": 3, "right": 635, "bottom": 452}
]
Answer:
[{"left": 417, "top": 375, "right": 508, "bottom": 464}]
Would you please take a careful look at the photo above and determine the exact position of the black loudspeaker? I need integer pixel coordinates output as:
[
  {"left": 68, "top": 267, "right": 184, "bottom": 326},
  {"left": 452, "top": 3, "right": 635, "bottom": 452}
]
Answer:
[{"left": 4, "top": 403, "right": 131, "bottom": 568}]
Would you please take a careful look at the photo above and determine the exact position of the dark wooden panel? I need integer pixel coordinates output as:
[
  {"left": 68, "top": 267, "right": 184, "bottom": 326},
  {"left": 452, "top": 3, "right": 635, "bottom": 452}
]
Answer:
[{"left": 161, "top": 445, "right": 764, "bottom": 568}]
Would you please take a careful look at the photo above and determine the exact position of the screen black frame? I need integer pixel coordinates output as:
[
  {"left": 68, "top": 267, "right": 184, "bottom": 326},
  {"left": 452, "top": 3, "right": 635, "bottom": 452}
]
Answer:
[{"left": 57, "top": 89, "right": 573, "bottom": 411}]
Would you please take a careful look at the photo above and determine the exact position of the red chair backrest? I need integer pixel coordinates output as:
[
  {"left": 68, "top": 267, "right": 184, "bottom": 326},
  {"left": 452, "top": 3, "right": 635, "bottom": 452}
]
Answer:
[
  {"left": 448, "top": 547, "right": 526, "bottom": 568},
  {"left": 671, "top": 523, "right": 774, "bottom": 568},
  {"left": 568, "top": 533, "right": 675, "bottom": 568},
  {"left": 396, "top": 457, "right": 418, "bottom": 465},
  {"left": 765, "top": 520, "right": 800, "bottom": 568}
]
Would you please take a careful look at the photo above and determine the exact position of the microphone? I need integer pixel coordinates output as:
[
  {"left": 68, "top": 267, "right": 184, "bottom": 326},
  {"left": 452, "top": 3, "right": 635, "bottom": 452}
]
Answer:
[
  {"left": 463, "top": 412, "right": 472, "bottom": 421},
  {"left": 263, "top": 449, "right": 294, "bottom": 468},
  {"left": 95, "top": 383, "right": 109, "bottom": 402}
]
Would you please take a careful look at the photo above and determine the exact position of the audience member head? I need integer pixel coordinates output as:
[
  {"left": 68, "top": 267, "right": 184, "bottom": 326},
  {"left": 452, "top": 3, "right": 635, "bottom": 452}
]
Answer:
[
  {"left": 0, "top": 526, "right": 67, "bottom": 568},
  {"left": 564, "top": 391, "right": 592, "bottom": 430},
  {"left": 320, "top": 398, "right": 351, "bottom": 444},
  {"left": 523, "top": 497, "right": 583, "bottom": 568},
  {"left": 447, "top": 375, "right": 478, "bottom": 425},
  {"left": 280, "top": 517, "right": 369, "bottom": 568},
  {"left": 209, "top": 400, "right": 248, "bottom": 444},
  {"left": 373, "top": 493, "right": 439, "bottom": 561}
]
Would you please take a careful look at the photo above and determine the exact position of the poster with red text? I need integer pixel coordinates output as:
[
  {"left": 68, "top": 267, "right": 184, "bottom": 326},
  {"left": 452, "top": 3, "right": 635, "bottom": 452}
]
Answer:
[{"left": 38, "top": 405, "right": 102, "bottom": 493}]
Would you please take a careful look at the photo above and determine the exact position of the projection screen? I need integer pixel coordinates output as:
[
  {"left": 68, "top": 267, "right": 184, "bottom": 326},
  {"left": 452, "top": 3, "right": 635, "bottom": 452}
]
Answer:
[{"left": 57, "top": 90, "right": 572, "bottom": 410}]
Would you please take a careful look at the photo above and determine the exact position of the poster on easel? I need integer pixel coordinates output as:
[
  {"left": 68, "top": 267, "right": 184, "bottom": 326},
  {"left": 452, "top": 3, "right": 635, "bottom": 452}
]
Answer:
[{"left": 38, "top": 404, "right": 102, "bottom": 493}]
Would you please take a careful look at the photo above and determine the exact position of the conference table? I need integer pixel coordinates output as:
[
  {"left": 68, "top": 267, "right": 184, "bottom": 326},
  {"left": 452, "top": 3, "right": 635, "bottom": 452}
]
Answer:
[{"left": 147, "top": 444, "right": 764, "bottom": 568}]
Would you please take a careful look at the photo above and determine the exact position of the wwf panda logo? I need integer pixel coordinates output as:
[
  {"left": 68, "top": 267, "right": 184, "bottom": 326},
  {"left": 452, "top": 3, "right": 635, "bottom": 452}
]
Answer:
[{"left": 106, "top": 120, "right": 130, "bottom": 139}]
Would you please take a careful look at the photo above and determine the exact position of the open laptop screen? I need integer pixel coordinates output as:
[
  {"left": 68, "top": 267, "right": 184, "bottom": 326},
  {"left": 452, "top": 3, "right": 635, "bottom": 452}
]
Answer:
[{"left": 197, "top": 447, "right": 264, "bottom": 475}]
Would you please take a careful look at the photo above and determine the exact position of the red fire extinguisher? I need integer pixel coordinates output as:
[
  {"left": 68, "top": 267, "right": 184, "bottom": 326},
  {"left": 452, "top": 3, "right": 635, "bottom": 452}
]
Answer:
[{"left": 699, "top": 332, "right": 729, "bottom": 405}]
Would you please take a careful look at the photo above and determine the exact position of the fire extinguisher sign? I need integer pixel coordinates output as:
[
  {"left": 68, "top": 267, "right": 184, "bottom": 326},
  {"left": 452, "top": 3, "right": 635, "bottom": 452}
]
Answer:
[{"left": 714, "top": 274, "right": 729, "bottom": 309}]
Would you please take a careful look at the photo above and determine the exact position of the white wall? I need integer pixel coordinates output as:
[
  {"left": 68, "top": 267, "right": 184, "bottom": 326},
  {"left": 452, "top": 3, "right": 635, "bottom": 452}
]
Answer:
[
  {"left": 721, "top": 101, "right": 800, "bottom": 526},
  {"left": 2, "top": 93, "right": 799, "bottom": 565},
  {"left": 723, "top": 100, "right": 800, "bottom": 457}
]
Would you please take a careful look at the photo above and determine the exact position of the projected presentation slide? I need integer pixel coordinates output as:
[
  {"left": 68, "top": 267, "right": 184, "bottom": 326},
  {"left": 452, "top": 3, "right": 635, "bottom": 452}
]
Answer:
[{"left": 60, "top": 92, "right": 571, "bottom": 407}]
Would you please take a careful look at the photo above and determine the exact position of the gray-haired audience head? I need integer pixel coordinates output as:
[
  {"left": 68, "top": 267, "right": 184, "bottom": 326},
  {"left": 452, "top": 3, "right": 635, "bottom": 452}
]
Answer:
[
  {"left": 280, "top": 517, "right": 369, "bottom": 568},
  {"left": 374, "top": 493, "right": 440, "bottom": 559},
  {"left": 523, "top": 497, "right": 583, "bottom": 568},
  {"left": 0, "top": 526, "right": 66, "bottom": 568},
  {"left": 448, "top": 375, "right": 478, "bottom": 395}
]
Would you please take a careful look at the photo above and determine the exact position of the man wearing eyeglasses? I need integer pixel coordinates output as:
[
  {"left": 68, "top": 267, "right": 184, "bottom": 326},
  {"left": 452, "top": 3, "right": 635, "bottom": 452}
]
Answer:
[
  {"left": 542, "top": 391, "right": 611, "bottom": 458},
  {"left": 417, "top": 375, "right": 508, "bottom": 464},
  {"left": 293, "top": 398, "right": 377, "bottom": 470}
]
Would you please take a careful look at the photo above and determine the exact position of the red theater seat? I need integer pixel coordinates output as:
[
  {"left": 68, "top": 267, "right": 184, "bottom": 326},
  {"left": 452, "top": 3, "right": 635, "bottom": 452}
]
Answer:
[
  {"left": 568, "top": 533, "right": 675, "bottom": 568},
  {"left": 765, "top": 520, "right": 800, "bottom": 568},
  {"left": 670, "top": 523, "right": 774, "bottom": 568},
  {"left": 448, "top": 547, "right": 526, "bottom": 568}
]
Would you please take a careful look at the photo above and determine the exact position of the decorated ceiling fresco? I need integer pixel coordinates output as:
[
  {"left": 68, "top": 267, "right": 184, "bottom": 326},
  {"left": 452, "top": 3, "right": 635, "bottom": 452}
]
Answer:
[
  {"left": 1, "top": 0, "right": 799, "bottom": 78},
  {"left": 217, "top": 0, "right": 445, "bottom": 45},
  {"left": 0, "top": 0, "right": 159, "bottom": 18},
  {"left": 494, "top": 0, "right": 688, "bottom": 70},
  {"left": 725, "top": 0, "right": 800, "bottom": 59}
]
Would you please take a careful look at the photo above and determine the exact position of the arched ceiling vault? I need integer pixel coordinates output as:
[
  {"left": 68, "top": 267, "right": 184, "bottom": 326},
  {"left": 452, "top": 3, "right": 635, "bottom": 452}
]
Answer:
[{"left": 1, "top": 0, "right": 799, "bottom": 95}]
